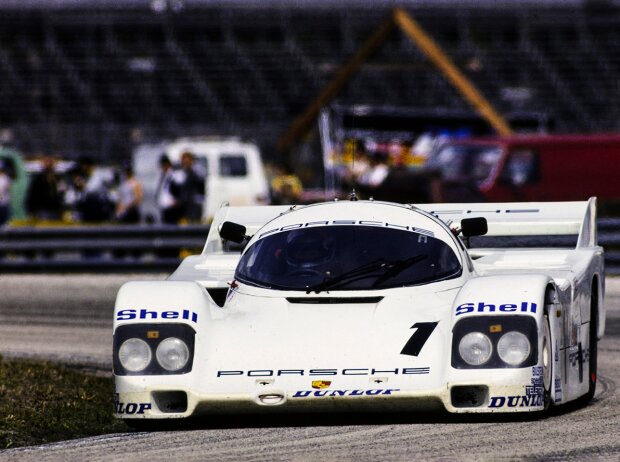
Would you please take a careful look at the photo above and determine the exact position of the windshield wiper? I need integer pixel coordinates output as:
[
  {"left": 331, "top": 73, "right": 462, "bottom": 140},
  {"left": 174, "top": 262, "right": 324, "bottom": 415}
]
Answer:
[
  {"left": 306, "top": 258, "right": 391, "bottom": 294},
  {"left": 370, "top": 254, "right": 428, "bottom": 288},
  {"left": 306, "top": 255, "right": 428, "bottom": 294}
]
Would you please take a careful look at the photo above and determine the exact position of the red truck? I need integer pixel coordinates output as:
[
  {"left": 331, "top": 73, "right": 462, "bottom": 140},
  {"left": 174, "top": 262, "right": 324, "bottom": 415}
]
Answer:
[{"left": 429, "top": 134, "right": 620, "bottom": 209}]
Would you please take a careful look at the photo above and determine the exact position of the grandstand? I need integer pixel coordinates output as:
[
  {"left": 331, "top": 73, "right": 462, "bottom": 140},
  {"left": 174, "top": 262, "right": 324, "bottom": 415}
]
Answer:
[{"left": 0, "top": 0, "right": 618, "bottom": 161}]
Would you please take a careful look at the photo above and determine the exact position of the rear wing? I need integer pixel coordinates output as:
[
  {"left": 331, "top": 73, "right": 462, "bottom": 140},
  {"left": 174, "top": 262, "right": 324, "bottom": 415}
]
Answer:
[
  {"left": 417, "top": 198, "right": 598, "bottom": 249},
  {"left": 205, "top": 200, "right": 599, "bottom": 251}
]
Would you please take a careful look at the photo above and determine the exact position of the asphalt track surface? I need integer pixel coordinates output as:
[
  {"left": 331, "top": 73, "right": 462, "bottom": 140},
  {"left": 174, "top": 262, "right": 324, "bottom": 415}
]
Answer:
[{"left": 1, "top": 274, "right": 620, "bottom": 461}]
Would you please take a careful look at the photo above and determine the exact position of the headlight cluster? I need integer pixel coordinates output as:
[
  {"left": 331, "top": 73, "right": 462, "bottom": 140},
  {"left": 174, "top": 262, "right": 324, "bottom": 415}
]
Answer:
[
  {"left": 452, "top": 316, "right": 537, "bottom": 369},
  {"left": 114, "top": 323, "right": 195, "bottom": 375}
]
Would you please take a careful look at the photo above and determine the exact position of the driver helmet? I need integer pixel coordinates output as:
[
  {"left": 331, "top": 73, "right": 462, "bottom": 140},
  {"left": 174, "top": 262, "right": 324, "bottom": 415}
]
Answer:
[{"left": 285, "top": 230, "right": 335, "bottom": 268}]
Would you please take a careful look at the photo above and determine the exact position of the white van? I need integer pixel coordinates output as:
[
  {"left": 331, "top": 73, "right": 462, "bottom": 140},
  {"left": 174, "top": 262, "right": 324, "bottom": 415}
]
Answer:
[{"left": 133, "top": 137, "right": 269, "bottom": 223}]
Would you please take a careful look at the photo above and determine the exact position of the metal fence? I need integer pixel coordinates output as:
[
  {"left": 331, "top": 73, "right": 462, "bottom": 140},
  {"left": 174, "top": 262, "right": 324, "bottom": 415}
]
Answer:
[
  {"left": 598, "top": 218, "right": 620, "bottom": 274},
  {"left": 0, "top": 224, "right": 209, "bottom": 273},
  {"left": 1, "top": 220, "right": 620, "bottom": 274}
]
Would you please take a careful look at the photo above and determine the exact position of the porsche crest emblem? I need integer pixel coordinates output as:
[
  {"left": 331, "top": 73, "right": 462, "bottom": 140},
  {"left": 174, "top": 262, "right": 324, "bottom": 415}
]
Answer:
[{"left": 311, "top": 380, "right": 332, "bottom": 389}]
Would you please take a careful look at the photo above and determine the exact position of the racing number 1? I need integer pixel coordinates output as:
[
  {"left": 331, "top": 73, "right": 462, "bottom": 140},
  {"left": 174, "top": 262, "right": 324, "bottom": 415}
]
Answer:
[{"left": 400, "top": 322, "right": 438, "bottom": 356}]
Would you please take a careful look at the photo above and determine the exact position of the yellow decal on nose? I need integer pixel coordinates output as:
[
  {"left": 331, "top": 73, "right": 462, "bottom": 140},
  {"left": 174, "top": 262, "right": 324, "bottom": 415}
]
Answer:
[{"left": 311, "top": 380, "right": 332, "bottom": 389}]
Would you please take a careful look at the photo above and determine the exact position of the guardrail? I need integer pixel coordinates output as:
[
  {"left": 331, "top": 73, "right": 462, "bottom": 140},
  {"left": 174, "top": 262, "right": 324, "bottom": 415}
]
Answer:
[
  {"left": 2, "top": 220, "right": 620, "bottom": 273},
  {"left": 0, "top": 224, "right": 210, "bottom": 273},
  {"left": 598, "top": 218, "right": 620, "bottom": 274}
]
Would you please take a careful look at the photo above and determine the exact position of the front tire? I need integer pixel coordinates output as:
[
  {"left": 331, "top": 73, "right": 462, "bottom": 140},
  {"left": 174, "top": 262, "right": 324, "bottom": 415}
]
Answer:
[{"left": 542, "top": 313, "right": 553, "bottom": 410}]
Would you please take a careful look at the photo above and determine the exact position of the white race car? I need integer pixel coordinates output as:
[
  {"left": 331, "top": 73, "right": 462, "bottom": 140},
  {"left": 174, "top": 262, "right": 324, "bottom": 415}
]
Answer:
[{"left": 113, "top": 198, "right": 604, "bottom": 421}]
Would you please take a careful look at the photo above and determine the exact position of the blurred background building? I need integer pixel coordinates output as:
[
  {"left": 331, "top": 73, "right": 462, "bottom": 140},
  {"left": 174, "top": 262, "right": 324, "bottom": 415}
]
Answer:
[{"left": 0, "top": 0, "right": 618, "bottom": 163}]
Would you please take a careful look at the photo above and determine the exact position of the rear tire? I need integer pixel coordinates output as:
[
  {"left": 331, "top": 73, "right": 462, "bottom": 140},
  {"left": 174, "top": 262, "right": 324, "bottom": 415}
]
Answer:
[
  {"left": 584, "top": 296, "right": 598, "bottom": 403},
  {"left": 575, "top": 290, "right": 598, "bottom": 406},
  {"left": 542, "top": 314, "right": 553, "bottom": 410}
]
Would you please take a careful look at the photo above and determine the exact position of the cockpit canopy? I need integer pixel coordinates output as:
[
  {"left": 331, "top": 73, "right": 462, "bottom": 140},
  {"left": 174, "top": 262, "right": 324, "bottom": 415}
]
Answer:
[{"left": 235, "top": 224, "right": 462, "bottom": 291}]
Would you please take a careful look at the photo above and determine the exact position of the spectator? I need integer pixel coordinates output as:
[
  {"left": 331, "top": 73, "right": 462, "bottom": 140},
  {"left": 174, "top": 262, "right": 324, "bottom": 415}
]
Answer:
[
  {"left": 339, "top": 139, "right": 370, "bottom": 190},
  {"left": 25, "top": 155, "right": 64, "bottom": 221},
  {"left": 74, "top": 156, "right": 115, "bottom": 223},
  {"left": 156, "top": 154, "right": 182, "bottom": 224},
  {"left": 174, "top": 151, "right": 204, "bottom": 222},
  {"left": 115, "top": 164, "right": 143, "bottom": 223},
  {"left": 0, "top": 161, "right": 11, "bottom": 226},
  {"left": 270, "top": 164, "right": 303, "bottom": 204},
  {"left": 357, "top": 151, "right": 389, "bottom": 189}
]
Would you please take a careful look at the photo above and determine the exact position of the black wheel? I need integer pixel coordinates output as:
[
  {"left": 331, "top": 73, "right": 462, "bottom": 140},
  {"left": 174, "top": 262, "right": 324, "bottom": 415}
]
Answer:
[
  {"left": 584, "top": 296, "right": 598, "bottom": 402},
  {"left": 542, "top": 313, "right": 553, "bottom": 410},
  {"left": 576, "top": 290, "right": 598, "bottom": 406}
]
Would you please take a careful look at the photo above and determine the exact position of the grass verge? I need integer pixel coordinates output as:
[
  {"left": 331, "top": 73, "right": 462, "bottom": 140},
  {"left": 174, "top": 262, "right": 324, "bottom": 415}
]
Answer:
[{"left": 0, "top": 355, "right": 127, "bottom": 449}]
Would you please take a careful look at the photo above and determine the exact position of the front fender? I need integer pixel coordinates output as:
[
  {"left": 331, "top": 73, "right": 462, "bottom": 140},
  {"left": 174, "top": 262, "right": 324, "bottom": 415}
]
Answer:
[
  {"left": 446, "top": 274, "right": 557, "bottom": 412},
  {"left": 113, "top": 281, "right": 223, "bottom": 418},
  {"left": 114, "top": 280, "right": 219, "bottom": 329},
  {"left": 452, "top": 274, "right": 550, "bottom": 321}
]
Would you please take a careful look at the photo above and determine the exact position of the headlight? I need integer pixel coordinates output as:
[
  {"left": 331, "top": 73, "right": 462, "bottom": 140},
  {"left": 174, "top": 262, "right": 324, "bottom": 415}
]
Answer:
[
  {"left": 114, "top": 323, "right": 196, "bottom": 375},
  {"left": 497, "top": 331, "right": 531, "bottom": 366},
  {"left": 156, "top": 337, "right": 190, "bottom": 371},
  {"left": 119, "top": 338, "right": 152, "bottom": 372},
  {"left": 452, "top": 315, "right": 538, "bottom": 369},
  {"left": 458, "top": 332, "right": 493, "bottom": 366}
]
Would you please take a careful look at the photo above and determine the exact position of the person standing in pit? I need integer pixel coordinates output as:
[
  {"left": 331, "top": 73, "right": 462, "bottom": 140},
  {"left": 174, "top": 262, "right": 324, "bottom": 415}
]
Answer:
[
  {"left": 115, "top": 164, "right": 143, "bottom": 224},
  {"left": 0, "top": 161, "right": 11, "bottom": 226},
  {"left": 156, "top": 154, "right": 182, "bottom": 224},
  {"left": 25, "top": 155, "right": 64, "bottom": 221}
]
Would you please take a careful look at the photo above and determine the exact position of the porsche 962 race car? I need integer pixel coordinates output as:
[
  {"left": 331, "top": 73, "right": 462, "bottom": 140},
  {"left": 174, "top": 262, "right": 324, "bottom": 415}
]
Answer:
[{"left": 113, "top": 198, "right": 604, "bottom": 420}]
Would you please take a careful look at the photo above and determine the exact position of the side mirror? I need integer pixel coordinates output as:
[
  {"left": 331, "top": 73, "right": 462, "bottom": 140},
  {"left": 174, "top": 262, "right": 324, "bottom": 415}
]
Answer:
[
  {"left": 461, "top": 217, "right": 488, "bottom": 237},
  {"left": 219, "top": 221, "right": 248, "bottom": 243}
]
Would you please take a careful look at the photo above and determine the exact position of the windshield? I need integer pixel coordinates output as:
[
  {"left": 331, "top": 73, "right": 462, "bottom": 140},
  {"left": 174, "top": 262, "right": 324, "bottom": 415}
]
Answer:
[
  {"left": 219, "top": 155, "right": 248, "bottom": 177},
  {"left": 430, "top": 144, "right": 502, "bottom": 186},
  {"left": 235, "top": 226, "right": 461, "bottom": 291}
]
